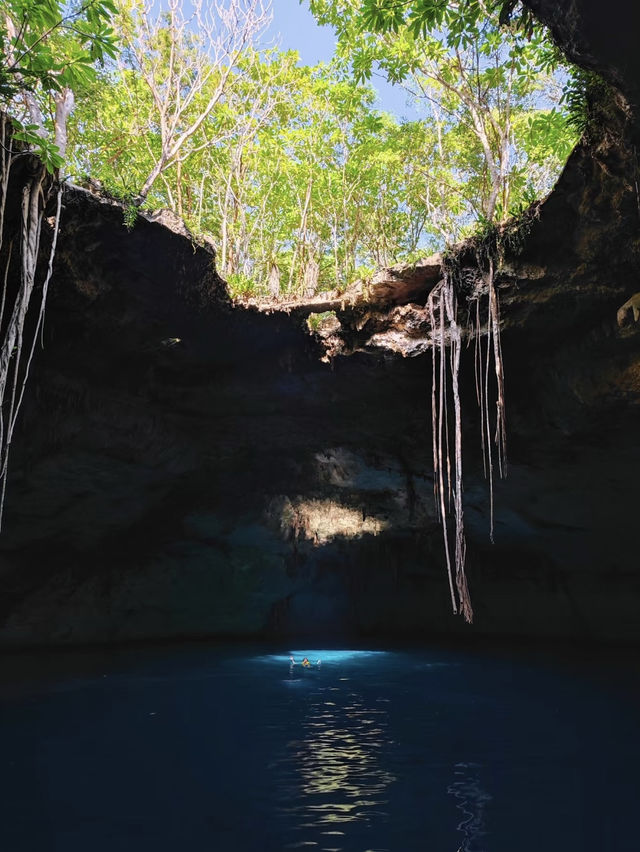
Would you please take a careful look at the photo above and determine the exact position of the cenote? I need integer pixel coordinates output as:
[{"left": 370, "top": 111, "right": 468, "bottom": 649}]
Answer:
[
  {"left": 0, "top": 641, "right": 638, "bottom": 851},
  {"left": 1, "top": 0, "right": 640, "bottom": 849}
]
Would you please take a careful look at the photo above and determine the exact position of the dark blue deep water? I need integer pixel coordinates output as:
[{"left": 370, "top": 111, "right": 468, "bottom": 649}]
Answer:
[{"left": 0, "top": 641, "right": 638, "bottom": 851}]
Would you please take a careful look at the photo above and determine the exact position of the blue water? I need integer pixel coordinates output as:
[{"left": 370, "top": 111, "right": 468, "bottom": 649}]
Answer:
[{"left": 0, "top": 642, "right": 638, "bottom": 851}]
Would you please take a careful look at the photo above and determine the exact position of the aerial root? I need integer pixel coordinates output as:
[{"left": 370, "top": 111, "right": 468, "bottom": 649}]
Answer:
[
  {"left": 425, "top": 255, "right": 508, "bottom": 624},
  {"left": 0, "top": 115, "right": 59, "bottom": 530}
]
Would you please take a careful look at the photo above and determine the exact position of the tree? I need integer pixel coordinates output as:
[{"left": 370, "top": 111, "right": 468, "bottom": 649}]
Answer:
[
  {"left": 113, "top": 0, "right": 270, "bottom": 204},
  {"left": 308, "top": 0, "right": 575, "bottom": 229},
  {"left": 69, "top": 46, "right": 437, "bottom": 294},
  {"left": 1, "top": 0, "right": 117, "bottom": 166},
  {"left": 66, "top": 2, "right": 576, "bottom": 305}
]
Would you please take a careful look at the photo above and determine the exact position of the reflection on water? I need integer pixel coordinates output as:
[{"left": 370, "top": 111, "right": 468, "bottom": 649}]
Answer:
[
  {"left": 276, "top": 662, "right": 395, "bottom": 850},
  {"left": 448, "top": 762, "right": 491, "bottom": 852},
  {"left": 0, "top": 644, "right": 637, "bottom": 852}
]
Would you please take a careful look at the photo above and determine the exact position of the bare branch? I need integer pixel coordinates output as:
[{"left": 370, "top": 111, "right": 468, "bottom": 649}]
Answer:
[{"left": 116, "top": 0, "right": 272, "bottom": 202}]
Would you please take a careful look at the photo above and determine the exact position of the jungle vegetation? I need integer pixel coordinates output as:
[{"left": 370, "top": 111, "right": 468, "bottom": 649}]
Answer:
[{"left": 1, "top": 0, "right": 579, "bottom": 301}]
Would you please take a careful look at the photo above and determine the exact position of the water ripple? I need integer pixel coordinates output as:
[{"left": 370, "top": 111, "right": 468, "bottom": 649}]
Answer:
[{"left": 274, "top": 682, "right": 395, "bottom": 848}]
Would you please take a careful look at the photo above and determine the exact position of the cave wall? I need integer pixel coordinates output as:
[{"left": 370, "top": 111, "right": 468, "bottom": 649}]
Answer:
[
  {"left": 0, "top": 0, "right": 639, "bottom": 646},
  {"left": 0, "top": 191, "right": 452, "bottom": 643},
  {"left": 526, "top": 0, "right": 640, "bottom": 117}
]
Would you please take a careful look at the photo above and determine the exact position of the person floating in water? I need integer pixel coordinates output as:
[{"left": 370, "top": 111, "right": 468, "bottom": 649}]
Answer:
[{"left": 289, "top": 655, "right": 321, "bottom": 668}]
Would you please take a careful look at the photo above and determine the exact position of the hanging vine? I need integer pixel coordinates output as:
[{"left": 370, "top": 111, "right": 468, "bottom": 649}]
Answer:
[
  {"left": 0, "top": 114, "right": 62, "bottom": 529},
  {"left": 426, "top": 274, "right": 472, "bottom": 622},
  {"left": 426, "top": 209, "right": 538, "bottom": 622}
]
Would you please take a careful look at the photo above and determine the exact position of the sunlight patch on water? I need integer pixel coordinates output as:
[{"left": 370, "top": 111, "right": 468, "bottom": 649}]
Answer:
[
  {"left": 252, "top": 650, "right": 392, "bottom": 667},
  {"left": 1, "top": 642, "right": 634, "bottom": 851}
]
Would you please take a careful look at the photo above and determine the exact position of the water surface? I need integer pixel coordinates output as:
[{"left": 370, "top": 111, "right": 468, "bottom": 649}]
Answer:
[{"left": 0, "top": 641, "right": 637, "bottom": 851}]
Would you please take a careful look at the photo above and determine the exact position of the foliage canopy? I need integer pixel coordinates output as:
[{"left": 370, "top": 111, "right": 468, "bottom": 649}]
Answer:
[
  {"left": 0, "top": 0, "right": 581, "bottom": 295},
  {"left": 0, "top": 0, "right": 118, "bottom": 169}
]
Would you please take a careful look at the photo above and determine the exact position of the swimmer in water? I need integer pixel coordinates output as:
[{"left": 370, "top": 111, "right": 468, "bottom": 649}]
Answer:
[{"left": 289, "top": 656, "right": 321, "bottom": 667}]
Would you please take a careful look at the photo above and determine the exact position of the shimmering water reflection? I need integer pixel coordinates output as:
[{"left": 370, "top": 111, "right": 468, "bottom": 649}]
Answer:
[
  {"left": 259, "top": 650, "right": 397, "bottom": 849},
  {"left": 281, "top": 683, "right": 394, "bottom": 834},
  {"left": 448, "top": 762, "right": 491, "bottom": 852},
  {"left": 0, "top": 644, "right": 638, "bottom": 852}
]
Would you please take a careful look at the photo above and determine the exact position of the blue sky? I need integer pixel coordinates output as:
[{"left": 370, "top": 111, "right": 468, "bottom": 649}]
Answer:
[
  {"left": 268, "top": 0, "right": 336, "bottom": 66},
  {"left": 268, "top": 0, "right": 416, "bottom": 118}
]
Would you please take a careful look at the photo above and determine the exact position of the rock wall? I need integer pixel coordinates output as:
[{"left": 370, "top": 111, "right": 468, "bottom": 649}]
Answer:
[{"left": 0, "top": 0, "right": 639, "bottom": 646}]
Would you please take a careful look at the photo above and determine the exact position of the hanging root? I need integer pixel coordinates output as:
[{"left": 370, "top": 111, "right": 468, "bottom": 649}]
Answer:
[
  {"left": 427, "top": 274, "right": 473, "bottom": 623},
  {"left": 426, "top": 245, "right": 509, "bottom": 624},
  {"left": 488, "top": 257, "right": 507, "bottom": 478},
  {"left": 476, "top": 254, "right": 507, "bottom": 543},
  {"left": 428, "top": 285, "right": 457, "bottom": 614},
  {"left": 0, "top": 114, "right": 59, "bottom": 530}
]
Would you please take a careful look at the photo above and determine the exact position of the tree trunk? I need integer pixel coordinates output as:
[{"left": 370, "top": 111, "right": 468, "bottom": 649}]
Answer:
[
  {"left": 268, "top": 262, "right": 280, "bottom": 299},
  {"left": 53, "top": 88, "right": 75, "bottom": 159},
  {"left": 303, "top": 256, "right": 319, "bottom": 297}
]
